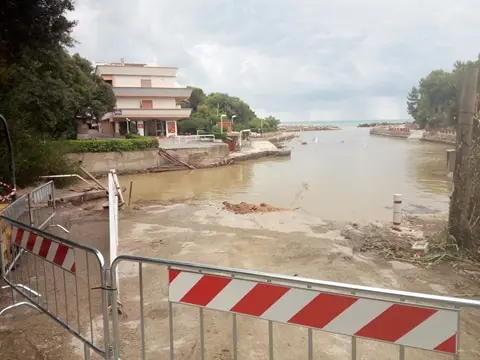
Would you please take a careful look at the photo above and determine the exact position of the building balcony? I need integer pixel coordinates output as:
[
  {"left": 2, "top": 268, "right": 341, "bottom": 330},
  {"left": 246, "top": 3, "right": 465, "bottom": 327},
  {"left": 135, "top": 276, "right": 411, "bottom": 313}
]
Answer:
[
  {"left": 104, "top": 108, "right": 192, "bottom": 120},
  {"left": 113, "top": 87, "right": 192, "bottom": 99}
]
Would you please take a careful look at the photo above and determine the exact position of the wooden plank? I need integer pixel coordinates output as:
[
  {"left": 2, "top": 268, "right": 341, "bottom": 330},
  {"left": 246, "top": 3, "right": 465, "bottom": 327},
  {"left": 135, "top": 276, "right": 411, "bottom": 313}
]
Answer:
[{"left": 79, "top": 167, "right": 107, "bottom": 191}]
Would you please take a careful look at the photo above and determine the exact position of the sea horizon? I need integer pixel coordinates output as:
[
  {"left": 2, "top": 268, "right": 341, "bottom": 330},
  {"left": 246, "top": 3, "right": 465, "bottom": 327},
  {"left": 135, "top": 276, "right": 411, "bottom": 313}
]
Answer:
[{"left": 280, "top": 119, "right": 410, "bottom": 127}]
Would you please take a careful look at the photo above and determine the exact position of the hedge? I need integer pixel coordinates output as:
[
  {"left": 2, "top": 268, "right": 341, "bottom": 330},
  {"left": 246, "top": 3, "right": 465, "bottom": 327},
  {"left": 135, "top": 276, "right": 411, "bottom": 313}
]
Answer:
[
  {"left": 61, "top": 137, "right": 159, "bottom": 153},
  {"left": 213, "top": 133, "right": 227, "bottom": 141}
]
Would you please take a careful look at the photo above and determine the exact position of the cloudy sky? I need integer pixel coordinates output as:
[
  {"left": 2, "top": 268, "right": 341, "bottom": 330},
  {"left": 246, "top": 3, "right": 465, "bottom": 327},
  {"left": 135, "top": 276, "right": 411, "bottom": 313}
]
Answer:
[{"left": 71, "top": 0, "right": 479, "bottom": 122}]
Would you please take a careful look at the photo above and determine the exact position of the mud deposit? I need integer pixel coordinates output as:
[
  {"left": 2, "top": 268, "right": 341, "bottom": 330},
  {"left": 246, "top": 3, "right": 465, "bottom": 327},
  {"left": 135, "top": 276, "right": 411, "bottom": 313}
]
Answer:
[
  {"left": 222, "top": 201, "right": 292, "bottom": 214},
  {"left": 1, "top": 201, "right": 480, "bottom": 359}
]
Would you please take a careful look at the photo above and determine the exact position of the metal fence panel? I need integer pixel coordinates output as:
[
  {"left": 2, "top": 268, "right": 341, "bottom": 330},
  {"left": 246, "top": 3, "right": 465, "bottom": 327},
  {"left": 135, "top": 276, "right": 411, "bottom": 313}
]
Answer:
[
  {"left": 28, "top": 181, "right": 55, "bottom": 229},
  {"left": 0, "top": 216, "right": 110, "bottom": 359},
  {"left": 110, "top": 255, "right": 480, "bottom": 360},
  {"left": 0, "top": 193, "right": 29, "bottom": 224}
]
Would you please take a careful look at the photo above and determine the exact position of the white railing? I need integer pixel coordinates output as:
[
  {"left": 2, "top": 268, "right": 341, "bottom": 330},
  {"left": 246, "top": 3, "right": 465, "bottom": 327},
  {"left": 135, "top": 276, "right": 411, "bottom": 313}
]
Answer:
[{"left": 165, "top": 134, "right": 216, "bottom": 144}]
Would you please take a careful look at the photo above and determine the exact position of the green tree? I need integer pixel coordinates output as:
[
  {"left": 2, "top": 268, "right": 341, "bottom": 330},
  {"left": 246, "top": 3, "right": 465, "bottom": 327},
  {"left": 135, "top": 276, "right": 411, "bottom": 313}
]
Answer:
[
  {"left": 181, "top": 86, "right": 206, "bottom": 111},
  {"left": 0, "top": 0, "right": 115, "bottom": 186},
  {"left": 0, "top": 0, "right": 76, "bottom": 65},
  {"left": 0, "top": 51, "right": 115, "bottom": 139},
  {"left": 406, "top": 54, "right": 480, "bottom": 129},
  {"left": 178, "top": 104, "right": 217, "bottom": 134},
  {"left": 178, "top": 86, "right": 281, "bottom": 135},
  {"left": 263, "top": 116, "right": 280, "bottom": 131},
  {"left": 406, "top": 86, "right": 419, "bottom": 121},
  {"left": 206, "top": 93, "right": 256, "bottom": 124}
]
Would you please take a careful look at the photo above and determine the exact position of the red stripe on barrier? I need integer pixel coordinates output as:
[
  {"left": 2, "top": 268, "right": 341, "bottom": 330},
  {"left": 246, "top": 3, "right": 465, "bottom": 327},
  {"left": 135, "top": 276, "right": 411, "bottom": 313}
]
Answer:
[
  {"left": 38, "top": 238, "right": 52, "bottom": 258},
  {"left": 70, "top": 263, "right": 76, "bottom": 273},
  {"left": 14, "top": 228, "right": 24, "bottom": 245},
  {"left": 231, "top": 283, "right": 289, "bottom": 316},
  {"left": 434, "top": 334, "right": 456, "bottom": 353},
  {"left": 169, "top": 269, "right": 181, "bottom": 283},
  {"left": 288, "top": 293, "right": 358, "bottom": 328},
  {"left": 393, "top": 200, "right": 402, "bottom": 204},
  {"left": 355, "top": 304, "right": 437, "bottom": 341},
  {"left": 180, "top": 275, "right": 231, "bottom": 306},
  {"left": 53, "top": 244, "right": 69, "bottom": 267},
  {"left": 26, "top": 232, "right": 37, "bottom": 252}
]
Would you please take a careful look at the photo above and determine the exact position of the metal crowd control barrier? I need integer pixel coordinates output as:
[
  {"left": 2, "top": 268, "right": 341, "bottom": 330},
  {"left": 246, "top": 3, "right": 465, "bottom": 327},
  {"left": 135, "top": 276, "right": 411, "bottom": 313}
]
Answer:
[
  {"left": 110, "top": 256, "right": 480, "bottom": 360},
  {"left": 0, "top": 216, "right": 111, "bottom": 359},
  {"left": 28, "top": 181, "right": 56, "bottom": 229},
  {"left": 0, "top": 192, "right": 30, "bottom": 225},
  {"left": 0, "top": 181, "right": 55, "bottom": 229}
]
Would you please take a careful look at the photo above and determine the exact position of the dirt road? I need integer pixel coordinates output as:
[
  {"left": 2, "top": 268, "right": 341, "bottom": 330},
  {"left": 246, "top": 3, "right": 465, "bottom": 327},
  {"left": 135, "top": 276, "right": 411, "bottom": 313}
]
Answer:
[{"left": 1, "top": 201, "right": 480, "bottom": 359}]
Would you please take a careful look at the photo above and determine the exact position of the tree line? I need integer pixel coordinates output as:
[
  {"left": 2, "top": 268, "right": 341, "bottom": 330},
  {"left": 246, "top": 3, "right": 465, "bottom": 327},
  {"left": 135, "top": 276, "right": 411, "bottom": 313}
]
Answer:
[
  {"left": 0, "top": 0, "right": 116, "bottom": 186},
  {"left": 0, "top": 1, "right": 280, "bottom": 187},
  {"left": 406, "top": 55, "right": 480, "bottom": 129},
  {"left": 178, "top": 87, "right": 280, "bottom": 134}
]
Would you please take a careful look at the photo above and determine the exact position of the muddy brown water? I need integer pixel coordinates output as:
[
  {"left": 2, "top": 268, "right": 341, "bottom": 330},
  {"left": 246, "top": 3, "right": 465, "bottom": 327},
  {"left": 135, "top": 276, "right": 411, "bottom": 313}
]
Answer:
[{"left": 118, "top": 127, "right": 452, "bottom": 221}]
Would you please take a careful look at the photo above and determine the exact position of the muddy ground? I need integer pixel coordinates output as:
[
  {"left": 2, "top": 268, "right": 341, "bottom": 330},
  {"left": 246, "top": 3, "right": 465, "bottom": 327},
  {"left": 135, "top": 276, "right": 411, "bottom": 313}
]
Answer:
[{"left": 1, "top": 200, "right": 480, "bottom": 359}]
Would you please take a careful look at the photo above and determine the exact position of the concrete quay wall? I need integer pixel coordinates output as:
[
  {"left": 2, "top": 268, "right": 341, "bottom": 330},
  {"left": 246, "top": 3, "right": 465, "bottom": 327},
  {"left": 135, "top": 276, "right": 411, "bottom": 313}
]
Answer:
[
  {"left": 369, "top": 127, "right": 410, "bottom": 138},
  {"left": 67, "top": 144, "right": 230, "bottom": 174}
]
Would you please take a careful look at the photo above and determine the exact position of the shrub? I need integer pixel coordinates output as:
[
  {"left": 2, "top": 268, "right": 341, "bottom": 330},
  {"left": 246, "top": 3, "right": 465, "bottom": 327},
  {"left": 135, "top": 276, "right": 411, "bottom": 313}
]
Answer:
[
  {"left": 213, "top": 133, "right": 227, "bottom": 141},
  {"left": 0, "top": 136, "right": 77, "bottom": 188},
  {"left": 125, "top": 133, "right": 143, "bottom": 139},
  {"left": 60, "top": 137, "right": 159, "bottom": 153}
]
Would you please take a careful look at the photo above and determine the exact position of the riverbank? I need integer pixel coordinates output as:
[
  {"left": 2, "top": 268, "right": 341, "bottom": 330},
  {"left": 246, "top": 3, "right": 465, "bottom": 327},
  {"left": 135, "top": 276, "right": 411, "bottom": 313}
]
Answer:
[
  {"left": 358, "top": 121, "right": 412, "bottom": 128},
  {"left": 263, "top": 132, "right": 297, "bottom": 144},
  {"left": 67, "top": 138, "right": 292, "bottom": 177},
  {"left": 3, "top": 199, "right": 479, "bottom": 359},
  {"left": 422, "top": 132, "right": 456, "bottom": 144},
  {"left": 369, "top": 126, "right": 457, "bottom": 144},
  {"left": 369, "top": 126, "right": 411, "bottom": 138}
]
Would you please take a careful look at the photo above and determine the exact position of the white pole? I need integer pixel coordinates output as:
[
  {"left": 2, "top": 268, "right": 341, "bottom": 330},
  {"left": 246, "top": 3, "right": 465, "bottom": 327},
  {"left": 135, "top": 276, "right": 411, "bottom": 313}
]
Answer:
[
  {"left": 392, "top": 194, "right": 402, "bottom": 229},
  {"left": 108, "top": 170, "right": 119, "bottom": 295},
  {"left": 220, "top": 114, "right": 226, "bottom": 134}
]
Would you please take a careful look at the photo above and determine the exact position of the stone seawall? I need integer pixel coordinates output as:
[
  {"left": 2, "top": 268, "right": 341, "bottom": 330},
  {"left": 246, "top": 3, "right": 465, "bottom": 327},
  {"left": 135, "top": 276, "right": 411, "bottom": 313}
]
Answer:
[
  {"left": 163, "top": 145, "right": 229, "bottom": 167},
  {"left": 67, "top": 144, "right": 230, "bottom": 174},
  {"left": 422, "top": 133, "right": 456, "bottom": 145},
  {"left": 369, "top": 127, "right": 410, "bottom": 138}
]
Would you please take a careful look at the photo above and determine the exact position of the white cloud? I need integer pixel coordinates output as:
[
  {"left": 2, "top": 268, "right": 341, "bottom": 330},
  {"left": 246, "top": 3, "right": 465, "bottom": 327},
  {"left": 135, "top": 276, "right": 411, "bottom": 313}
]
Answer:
[{"left": 70, "top": 0, "right": 480, "bottom": 122}]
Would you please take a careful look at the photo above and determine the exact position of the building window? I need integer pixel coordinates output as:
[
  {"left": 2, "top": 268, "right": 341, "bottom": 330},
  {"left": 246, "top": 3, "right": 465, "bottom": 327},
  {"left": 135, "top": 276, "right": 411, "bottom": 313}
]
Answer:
[
  {"left": 140, "top": 100, "right": 153, "bottom": 109},
  {"left": 104, "top": 79, "right": 113, "bottom": 85},
  {"left": 141, "top": 79, "right": 152, "bottom": 88}
]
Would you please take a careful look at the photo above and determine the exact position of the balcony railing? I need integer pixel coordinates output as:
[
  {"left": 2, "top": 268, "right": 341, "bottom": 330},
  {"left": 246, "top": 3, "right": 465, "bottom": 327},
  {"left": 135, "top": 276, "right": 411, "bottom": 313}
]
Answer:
[
  {"left": 105, "top": 108, "right": 192, "bottom": 119},
  {"left": 113, "top": 87, "right": 192, "bottom": 98}
]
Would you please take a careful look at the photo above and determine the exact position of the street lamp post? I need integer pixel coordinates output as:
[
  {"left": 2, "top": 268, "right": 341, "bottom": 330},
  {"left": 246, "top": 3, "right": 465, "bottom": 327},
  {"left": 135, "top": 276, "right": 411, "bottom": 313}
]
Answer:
[{"left": 231, "top": 115, "right": 237, "bottom": 131}]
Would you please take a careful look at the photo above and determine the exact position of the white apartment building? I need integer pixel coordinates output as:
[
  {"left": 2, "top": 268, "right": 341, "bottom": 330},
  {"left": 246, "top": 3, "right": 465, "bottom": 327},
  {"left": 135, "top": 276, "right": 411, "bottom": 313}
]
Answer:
[{"left": 95, "top": 59, "right": 192, "bottom": 137}]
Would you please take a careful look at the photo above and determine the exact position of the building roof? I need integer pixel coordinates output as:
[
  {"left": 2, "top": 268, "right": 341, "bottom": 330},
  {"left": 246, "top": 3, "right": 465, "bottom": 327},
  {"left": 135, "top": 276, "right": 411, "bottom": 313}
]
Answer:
[{"left": 94, "top": 59, "right": 177, "bottom": 71}]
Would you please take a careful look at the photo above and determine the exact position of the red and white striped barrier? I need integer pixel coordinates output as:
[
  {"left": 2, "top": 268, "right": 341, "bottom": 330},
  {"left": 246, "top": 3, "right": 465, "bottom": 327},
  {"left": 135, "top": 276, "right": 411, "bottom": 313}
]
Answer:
[
  {"left": 169, "top": 269, "right": 458, "bottom": 354},
  {"left": 11, "top": 226, "right": 76, "bottom": 273}
]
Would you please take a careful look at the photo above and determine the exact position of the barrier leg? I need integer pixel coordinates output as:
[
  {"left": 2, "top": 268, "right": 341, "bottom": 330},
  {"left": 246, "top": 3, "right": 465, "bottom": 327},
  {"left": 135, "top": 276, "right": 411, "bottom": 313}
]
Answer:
[
  {"left": 84, "top": 343, "right": 91, "bottom": 360},
  {"left": 0, "top": 300, "right": 40, "bottom": 316}
]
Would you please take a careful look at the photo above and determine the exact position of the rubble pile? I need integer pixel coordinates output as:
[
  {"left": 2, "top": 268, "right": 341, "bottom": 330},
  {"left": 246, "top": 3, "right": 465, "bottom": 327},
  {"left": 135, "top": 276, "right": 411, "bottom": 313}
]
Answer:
[{"left": 222, "top": 201, "right": 291, "bottom": 214}]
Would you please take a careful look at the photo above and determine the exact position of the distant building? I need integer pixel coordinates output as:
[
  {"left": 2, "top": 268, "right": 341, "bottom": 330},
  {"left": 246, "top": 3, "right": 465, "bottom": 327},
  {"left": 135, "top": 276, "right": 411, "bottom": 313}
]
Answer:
[{"left": 95, "top": 59, "right": 192, "bottom": 137}]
